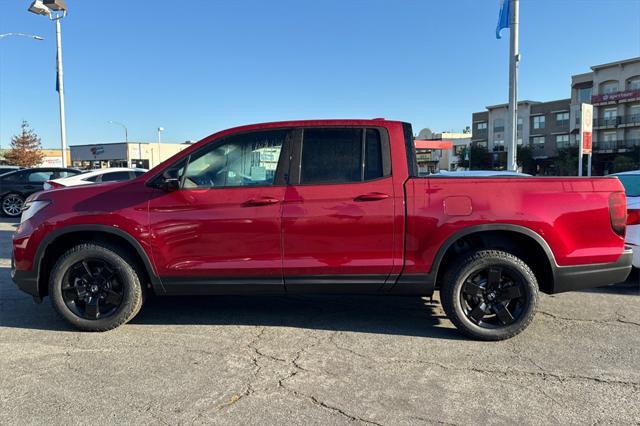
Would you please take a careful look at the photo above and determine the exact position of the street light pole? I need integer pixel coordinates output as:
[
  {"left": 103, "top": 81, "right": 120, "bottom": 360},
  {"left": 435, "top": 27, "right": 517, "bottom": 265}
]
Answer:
[
  {"left": 107, "top": 120, "right": 128, "bottom": 142},
  {"left": 54, "top": 18, "right": 67, "bottom": 167},
  {"left": 157, "top": 127, "right": 164, "bottom": 167},
  {"left": 28, "top": 0, "right": 68, "bottom": 167},
  {"left": 0, "top": 33, "right": 44, "bottom": 41}
]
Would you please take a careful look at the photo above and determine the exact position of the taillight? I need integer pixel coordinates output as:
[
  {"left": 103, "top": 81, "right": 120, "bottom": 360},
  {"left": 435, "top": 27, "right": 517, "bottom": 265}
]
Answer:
[
  {"left": 627, "top": 209, "right": 640, "bottom": 226},
  {"left": 609, "top": 192, "right": 627, "bottom": 236}
]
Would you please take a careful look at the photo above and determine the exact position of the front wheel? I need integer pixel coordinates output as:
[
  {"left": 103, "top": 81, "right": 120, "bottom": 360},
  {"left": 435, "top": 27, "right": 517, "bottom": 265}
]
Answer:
[
  {"left": 440, "top": 249, "right": 538, "bottom": 341},
  {"left": 2, "top": 193, "right": 24, "bottom": 217},
  {"left": 49, "top": 242, "right": 144, "bottom": 331}
]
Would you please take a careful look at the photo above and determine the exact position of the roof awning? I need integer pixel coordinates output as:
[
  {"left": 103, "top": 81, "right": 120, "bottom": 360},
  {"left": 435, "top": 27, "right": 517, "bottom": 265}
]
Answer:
[{"left": 414, "top": 139, "right": 454, "bottom": 150}]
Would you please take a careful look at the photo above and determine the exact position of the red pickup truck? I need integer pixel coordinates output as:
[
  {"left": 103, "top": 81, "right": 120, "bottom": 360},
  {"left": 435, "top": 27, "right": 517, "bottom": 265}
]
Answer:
[{"left": 12, "top": 119, "right": 633, "bottom": 340}]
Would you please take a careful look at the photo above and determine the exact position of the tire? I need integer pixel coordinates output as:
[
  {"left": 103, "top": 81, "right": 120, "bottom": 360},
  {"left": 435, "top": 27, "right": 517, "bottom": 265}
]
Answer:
[
  {"left": 440, "top": 249, "right": 538, "bottom": 341},
  {"left": 49, "top": 242, "right": 144, "bottom": 331},
  {"left": 2, "top": 193, "right": 24, "bottom": 217}
]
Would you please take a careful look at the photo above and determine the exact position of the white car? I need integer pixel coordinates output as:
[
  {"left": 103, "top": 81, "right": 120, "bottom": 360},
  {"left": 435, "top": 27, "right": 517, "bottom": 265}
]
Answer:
[
  {"left": 610, "top": 170, "right": 640, "bottom": 268},
  {"left": 43, "top": 167, "right": 147, "bottom": 190}
]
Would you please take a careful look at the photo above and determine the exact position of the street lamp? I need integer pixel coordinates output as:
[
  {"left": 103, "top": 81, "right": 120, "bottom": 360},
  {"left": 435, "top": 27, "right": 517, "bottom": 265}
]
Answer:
[
  {"left": 28, "top": 0, "right": 68, "bottom": 167},
  {"left": 107, "top": 120, "right": 128, "bottom": 142},
  {"left": 156, "top": 127, "right": 164, "bottom": 166},
  {"left": 0, "top": 33, "right": 44, "bottom": 41}
]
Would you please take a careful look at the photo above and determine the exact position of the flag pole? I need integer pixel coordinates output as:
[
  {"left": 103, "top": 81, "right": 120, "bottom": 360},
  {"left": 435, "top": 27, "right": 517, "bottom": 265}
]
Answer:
[{"left": 507, "top": 0, "right": 519, "bottom": 171}]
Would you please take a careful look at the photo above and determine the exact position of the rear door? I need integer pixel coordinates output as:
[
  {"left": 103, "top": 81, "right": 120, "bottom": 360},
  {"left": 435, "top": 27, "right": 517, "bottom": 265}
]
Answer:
[{"left": 282, "top": 127, "right": 396, "bottom": 291}]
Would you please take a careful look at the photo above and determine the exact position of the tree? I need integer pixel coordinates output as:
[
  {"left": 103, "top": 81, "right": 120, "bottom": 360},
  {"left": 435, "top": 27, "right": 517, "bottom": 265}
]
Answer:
[
  {"left": 517, "top": 145, "right": 535, "bottom": 175},
  {"left": 612, "top": 155, "right": 635, "bottom": 173},
  {"left": 469, "top": 144, "right": 489, "bottom": 169},
  {"left": 4, "top": 121, "right": 44, "bottom": 167}
]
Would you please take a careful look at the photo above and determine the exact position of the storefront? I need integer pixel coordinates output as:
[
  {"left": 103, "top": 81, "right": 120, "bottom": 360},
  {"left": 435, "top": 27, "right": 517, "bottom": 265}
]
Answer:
[{"left": 70, "top": 142, "right": 189, "bottom": 169}]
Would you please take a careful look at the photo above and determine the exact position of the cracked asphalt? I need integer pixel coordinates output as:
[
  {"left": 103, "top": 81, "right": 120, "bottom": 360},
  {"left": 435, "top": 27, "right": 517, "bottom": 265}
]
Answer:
[{"left": 1, "top": 218, "right": 639, "bottom": 425}]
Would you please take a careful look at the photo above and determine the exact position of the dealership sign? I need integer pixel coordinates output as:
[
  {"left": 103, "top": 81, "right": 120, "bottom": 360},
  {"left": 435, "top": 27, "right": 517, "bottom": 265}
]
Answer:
[{"left": 580, "top": 103, "right": 593, "bottom": 155}]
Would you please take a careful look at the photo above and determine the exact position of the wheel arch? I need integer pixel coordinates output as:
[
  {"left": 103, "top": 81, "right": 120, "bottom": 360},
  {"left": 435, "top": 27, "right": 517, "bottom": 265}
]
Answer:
[
  {"left": 36, "top": 225, "right": 162, "bottom": 298},
  {"left": 432, "top": 224, "right": 558, "bottom": 294}
]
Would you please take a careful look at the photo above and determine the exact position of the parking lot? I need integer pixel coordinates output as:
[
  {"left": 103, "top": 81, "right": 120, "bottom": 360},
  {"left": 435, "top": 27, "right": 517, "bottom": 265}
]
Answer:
[{"left": 0, "top": 218, "right": 638, "bottom": 425}]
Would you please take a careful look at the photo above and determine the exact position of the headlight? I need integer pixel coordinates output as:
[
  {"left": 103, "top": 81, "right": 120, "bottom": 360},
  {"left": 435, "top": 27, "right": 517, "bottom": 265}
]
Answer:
[{"left": 20, "top": 200, "right": 51, "bottom": 223}]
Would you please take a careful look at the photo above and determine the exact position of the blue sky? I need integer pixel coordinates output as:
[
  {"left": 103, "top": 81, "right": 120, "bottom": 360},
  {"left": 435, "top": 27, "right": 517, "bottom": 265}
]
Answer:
[{"left": 1, "top": 0, "right": 639, "bottom": 148}]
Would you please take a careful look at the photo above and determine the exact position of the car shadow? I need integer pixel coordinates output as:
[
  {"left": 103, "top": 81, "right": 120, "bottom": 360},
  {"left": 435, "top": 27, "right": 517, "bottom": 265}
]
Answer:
[
  {"left": 129, "top": 294, "right": 463, "bottom": 339},
  {"left": 0, "top": 290, "right": 463, "bottom": 340}
]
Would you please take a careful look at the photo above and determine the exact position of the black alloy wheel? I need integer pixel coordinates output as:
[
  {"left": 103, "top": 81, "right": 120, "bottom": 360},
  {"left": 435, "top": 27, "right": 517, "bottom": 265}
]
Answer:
[
  {"left": 459, "top": 266, "right": 527, "bottom": 328},
  {"left": 61, "top": 258, "right": 124, "bottom": 320},
  {"left": 440, "top": 249, "right": 538, "bottom": 341}
]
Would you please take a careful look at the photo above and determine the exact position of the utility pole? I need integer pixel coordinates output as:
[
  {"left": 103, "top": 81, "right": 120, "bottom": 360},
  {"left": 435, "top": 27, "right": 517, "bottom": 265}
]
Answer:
[{"left": 506, "top": 0, "right": 520, "bottom": 172}]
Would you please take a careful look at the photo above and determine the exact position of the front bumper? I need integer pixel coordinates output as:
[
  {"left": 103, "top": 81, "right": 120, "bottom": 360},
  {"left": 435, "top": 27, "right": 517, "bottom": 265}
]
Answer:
[
  {"left": 11, "top": 252, "right": 40, "bottom": 299},
  {"left": 552, "top": 248, "right": 633, "bottom": 293}
]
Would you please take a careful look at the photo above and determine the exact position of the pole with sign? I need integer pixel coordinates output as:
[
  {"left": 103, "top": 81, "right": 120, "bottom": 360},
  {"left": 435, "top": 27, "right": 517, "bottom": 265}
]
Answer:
[{"left": 579, "top": 103, "right": 593, "bottom": 176}]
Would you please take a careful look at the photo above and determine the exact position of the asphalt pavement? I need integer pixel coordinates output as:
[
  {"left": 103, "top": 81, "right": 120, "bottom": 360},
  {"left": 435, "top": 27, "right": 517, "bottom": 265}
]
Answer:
[{"left": 1, "top": 218, "right": 638, "bottom": 425}]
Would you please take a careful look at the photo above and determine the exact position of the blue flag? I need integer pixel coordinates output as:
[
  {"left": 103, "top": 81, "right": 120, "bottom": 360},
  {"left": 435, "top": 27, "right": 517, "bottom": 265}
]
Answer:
[{"left": 496, "top": 0, "right": 511, "bottom": 39}]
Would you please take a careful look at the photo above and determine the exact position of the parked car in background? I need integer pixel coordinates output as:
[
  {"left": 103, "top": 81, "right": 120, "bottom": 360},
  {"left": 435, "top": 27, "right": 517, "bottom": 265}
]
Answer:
[
  {"left": 12, "top": 119, "right": 633, "bottom": 340},
  {"left": 0, "top": 166, "right": 23, "bottom": 176},
  {"left": 0, "top": 168, "right": 81, "bottom": 217},
  {"left": 43, "top": 168, "right": 147, "bottom": 190},
  {"left": 610, "top": 170, "right": 640, "bottom": 268}
]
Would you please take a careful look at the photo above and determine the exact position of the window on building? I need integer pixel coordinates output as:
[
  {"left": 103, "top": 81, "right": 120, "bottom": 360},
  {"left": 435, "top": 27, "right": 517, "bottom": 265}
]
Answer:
[
  {"left": 493, "top": 139, "right": 505, "bottom": 151},
  {"left": 577, "top": 87, "right": 592, "bottom": 103},
  {"left": 555, "top": 134, "right": 570, "bottom": 149},
  {"left": 516, "top": 117, "right": 523, "bottom": 137},
  {"left": 181, "top": 129, "right": 287, "bottom": 188},
  {"left": 532, "top": 115, "right": 545, "bottom": 130},
  {"left": 300, "top": 128, "right": 388, "bottom": 184},
  {"left": 454, "top": 145, "right": 465, "bottom": 156},
  {"left": 629, "top": 104, "right": 640, "bottom": 124},
  {"left": 602, "top": 81, "right": 618, "bottom": 94},
  {"left": 531, "top": 136, "right": 545, "bottom": 149},
  {"left": 603, "top": 108, "right": 618, "bottom": 126},
  {"left": 555, "top": 112, "right": 569, "bottom": 126},
  {"left": 493, "top": 119, "right": 505, "bottom": 133},
  {"left": 477, "top": 122, "right": 488, "bottom": 130},
  {"left": 627, "top": 77, "right": 640, "bottom": 91},
  {"left": 475, "top": 141, "right": 488, "bottom": 149}
]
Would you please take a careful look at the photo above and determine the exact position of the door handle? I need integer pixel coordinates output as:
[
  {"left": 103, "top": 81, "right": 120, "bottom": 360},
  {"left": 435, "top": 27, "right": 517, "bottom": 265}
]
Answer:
[
  {"left": 354, "top": 192, "right": 390, "bottom": 202},
  {"left": 242, "top": 197, "right": 280, "bottom": 207}
]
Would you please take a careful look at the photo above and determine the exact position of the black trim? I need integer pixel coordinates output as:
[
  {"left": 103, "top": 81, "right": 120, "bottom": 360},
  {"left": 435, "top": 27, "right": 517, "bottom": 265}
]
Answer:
[
  {"left": 402, "top": 122, "right": 418, "bottom": 178},
  {"left": 162, "top": 277, "right": 284, "bottom": 295},
  {"left": 388, "top": 273, "right": 435, "bottom": 296},
  {"left": 11, "top": 269, "right": 39, "bottom": 299},
  {"left": 29, "top": 225, "right": 162, "bottom": 298},
  {"left": 553, "top": 248, "right": 632, "bottom": 293},
  {"left": 285, "top": 274, "right": 387, "bottom": 294},
  {"left": 428, "top": 223, "right": 558, "bottom": 287}
]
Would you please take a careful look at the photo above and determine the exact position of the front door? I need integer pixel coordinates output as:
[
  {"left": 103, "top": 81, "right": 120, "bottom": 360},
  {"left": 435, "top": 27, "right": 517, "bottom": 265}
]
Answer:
[
  {"left": 282, "top": 127, "right": 396, "bottom": 291},
  {"left": 148, "top": 128, "right": 292, "bottom": 294}
]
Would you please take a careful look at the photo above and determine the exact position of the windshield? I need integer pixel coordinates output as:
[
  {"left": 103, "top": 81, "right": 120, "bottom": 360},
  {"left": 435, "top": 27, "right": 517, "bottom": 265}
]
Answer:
[{"left": 617, "top": 175, "right": 640, "bottom": 197}]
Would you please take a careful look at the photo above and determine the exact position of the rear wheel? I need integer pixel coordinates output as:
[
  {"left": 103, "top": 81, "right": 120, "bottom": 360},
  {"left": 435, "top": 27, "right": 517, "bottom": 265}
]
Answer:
[
  {"left": 49, "top": 242, "right": 143, "bottom": 331},
  {"left": 2, "top": 193, "right": 24, "bottom": 217},
  {"left": 440, "top": 249, "right": 538, "bottom": 341}
]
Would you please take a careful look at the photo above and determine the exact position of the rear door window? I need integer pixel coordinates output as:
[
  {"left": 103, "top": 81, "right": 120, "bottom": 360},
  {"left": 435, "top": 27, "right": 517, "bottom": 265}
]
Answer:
[
  {"left": 299, "top": 128, "right": 389, "bottom": 185},
  {"left": 27, "top": 171, "right": 55, "bottom": 183}
]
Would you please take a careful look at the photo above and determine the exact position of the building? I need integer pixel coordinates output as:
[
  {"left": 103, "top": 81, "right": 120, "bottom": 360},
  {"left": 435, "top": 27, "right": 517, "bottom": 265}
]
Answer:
[
  {"left": 570, "top": 57, "right": 640, "bottom": 175},
  {"left": 70, "top": 141, "right": 191, "bottom": 169},
  {"left": 39, "top": 149, "right": 71, "bottom": 167},
  {"left": 437, "top": 132, "right": 472, "bottom": 171},
  {"left": 472, "top": 99, "right": 571, "bottom": 173}
]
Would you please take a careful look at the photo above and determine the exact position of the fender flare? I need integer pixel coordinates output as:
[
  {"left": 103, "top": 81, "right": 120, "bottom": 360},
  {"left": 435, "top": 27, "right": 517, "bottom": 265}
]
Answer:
[
  {"left": 36, "top": 224, "right": 162, "bottom": 290},
  {"left": 430, "top": 223, "right": 558, "bottom": 283}
]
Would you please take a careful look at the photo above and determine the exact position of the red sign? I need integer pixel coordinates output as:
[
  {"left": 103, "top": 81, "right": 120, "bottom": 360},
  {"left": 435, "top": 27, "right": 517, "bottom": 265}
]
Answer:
[
  {"left": 414, "top": 139, "right": 454, "bottom": 150},
  {"left": 591, "top": 89, "right": 640, "bottom": 104},
  {"left": 582, "top": 132, "right": 592, "bottom": 154}
]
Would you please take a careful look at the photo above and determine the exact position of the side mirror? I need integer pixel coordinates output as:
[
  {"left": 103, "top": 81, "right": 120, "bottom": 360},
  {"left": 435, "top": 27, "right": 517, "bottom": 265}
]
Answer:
[{"left": 161, "top": 178, "right": 180, "bottom": 192}]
